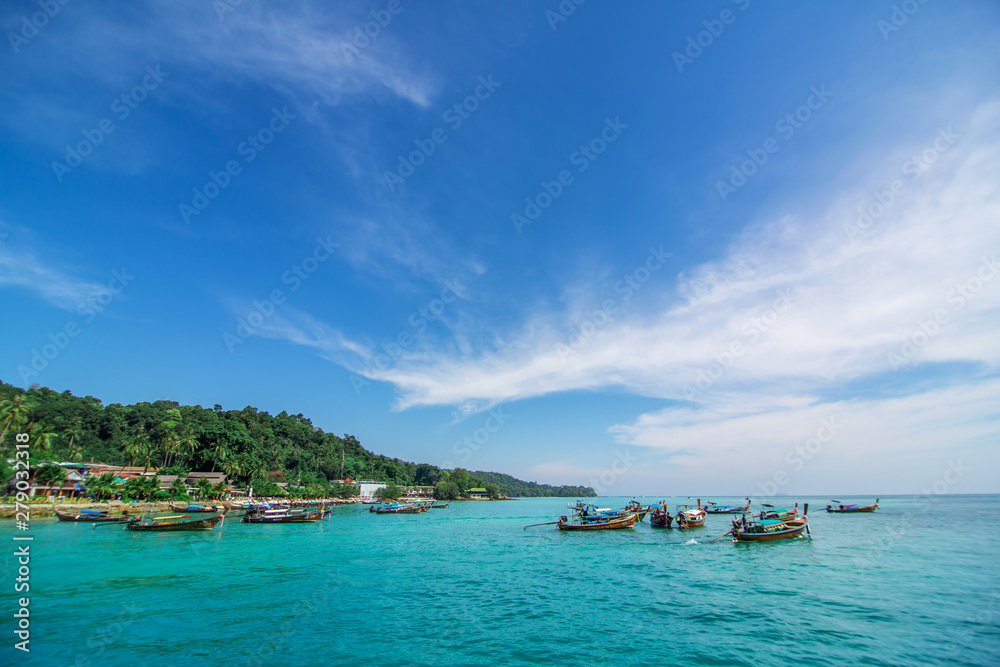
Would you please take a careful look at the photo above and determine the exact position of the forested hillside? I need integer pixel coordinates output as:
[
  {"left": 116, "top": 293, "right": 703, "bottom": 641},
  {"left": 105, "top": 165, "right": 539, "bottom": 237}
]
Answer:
[
  {"left": 472, "top": 470, "right": 597, "bottom": 498},
  {"left": 0, "top": 383, "right": 595, "bottom": 498}
]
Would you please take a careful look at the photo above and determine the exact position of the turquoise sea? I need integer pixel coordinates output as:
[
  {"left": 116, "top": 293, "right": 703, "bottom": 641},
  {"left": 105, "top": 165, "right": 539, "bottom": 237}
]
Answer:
[{"left": 2, "top": 495, "right": 999, "bottom": 666}]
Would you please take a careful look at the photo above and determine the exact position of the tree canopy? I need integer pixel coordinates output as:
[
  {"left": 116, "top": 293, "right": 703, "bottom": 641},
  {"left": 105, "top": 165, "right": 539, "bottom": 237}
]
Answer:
[{"left": 0, "top": 382, "right": 596, "bottom": 498}]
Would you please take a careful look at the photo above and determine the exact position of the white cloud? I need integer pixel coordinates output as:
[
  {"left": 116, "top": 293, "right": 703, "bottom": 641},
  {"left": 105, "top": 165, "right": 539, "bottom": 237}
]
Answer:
[{"left": 0, "top": 225, "right": 108, "bottom": 310}]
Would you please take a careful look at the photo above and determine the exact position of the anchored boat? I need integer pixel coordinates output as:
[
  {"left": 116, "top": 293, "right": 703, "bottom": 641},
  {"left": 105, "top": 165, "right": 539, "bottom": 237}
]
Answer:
[
  {"left": 674, "top": 501, "right": 707, "bottom": 528},
  {"left": 557, "top": 512, "right": 637, "bottom": 531},
  {"left": 649, "top": 502, "right": 673, "bottom": 528},
  {"left": 243, "top": 506, "right": 324, "bottom": 523},
  {"left": 126, "top": 513, "right": 224, "bottom": 532},
  {"left": 54, "top": 508, "right": 131, "bottom": 523},
  {"left": 826, "top": 499, "right": 879, "bottom": 513},
  {"left": 704, "top": 498, "right": 751, "bottom": 514},
  {"left": 731, "top": 504, "right": 811, "bottom": 542}
]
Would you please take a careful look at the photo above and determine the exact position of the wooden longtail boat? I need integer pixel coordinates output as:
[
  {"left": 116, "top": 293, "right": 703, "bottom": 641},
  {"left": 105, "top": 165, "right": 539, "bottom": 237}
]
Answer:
[
  {"left": 826, "top": 498, "right": 879, "bottom": 513},
  {"left": 370, "top": 503, "right": 424, "bottom": 514},
  {"left": 649, "top": 503, "right": 673, "bottom": 528},
  {"left": 54, "top": 509, "right": 131, "bottom": 523},
  {"left": 243, "top": 507, "right": 322, "bottom": 523},
  {"left": 731, "top": 504, "right": 810, "bottom": 542},
  {"left": 557, "top": 512, "right": 637, "bottom": 531},
  {"left": 705, "top": 498, "right": 751, "bottom": 514},
  {"left": 674, "top": 500, "right": 707, "bottom": 528},
  {"left": 756, "top": 503, "right": 798, "bottom": 522},
  {"left": 126, "top": 513, "right": 223, "bottom": 532},
  {"left": 430, "top": 502, "right": 450, "bottom": 509},
  {"left": 168, "top": 503, "right": 220, "bottom": 513},
  {"left": 625, "top": 500, "right": 652, "bottom": 522}
]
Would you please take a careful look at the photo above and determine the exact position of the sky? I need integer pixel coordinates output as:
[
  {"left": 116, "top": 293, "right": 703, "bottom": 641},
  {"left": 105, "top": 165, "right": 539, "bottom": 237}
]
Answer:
[{"left": 1, "top": 0, "right": 998, "bottom": 496}]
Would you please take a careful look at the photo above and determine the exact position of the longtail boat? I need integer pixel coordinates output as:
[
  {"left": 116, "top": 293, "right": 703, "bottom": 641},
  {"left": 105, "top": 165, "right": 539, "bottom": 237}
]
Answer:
[
  {"left": 54, "top": 509, "right": 131, "bottom": 523},
  {"left": 625, "top": 500, "right": 652, "bottom": 522},
  {"left": 826, "top": 498, "right": 879, "bottom": 513},
  {"left": 571, "top": 500, "right": 649, "bottom": 522},
  {"left": 649, "top": 502, "right": 673, "bottom": 528},
  {"left": 243, "top": 507, "right": 323, "bottom": 523},
  {"left": 370, "top": 502, "right": 425, "bottom": 514},
  {"left": 430, "top": 502, "right": 450, "bottom": 509},
  {"left": 126, "top": 513, "right": 224, "bottom": 532},
  {"left": 557, "top": 512, "right": 637, "bottom": 531},
  {"left": 674, "top": 500, "right": 707, "bottom": 528},
  {"left": 731, "top": 504, "right": 810, "bottom": 542},
  {"left": 756, "top": 503, "right": 798, "bottom": 522},
  {"left": 168, "top": 502, "right": 221, "bottom": 513},
  {"left": 705, "top": 498, "right": 751, "bottom": 514}
]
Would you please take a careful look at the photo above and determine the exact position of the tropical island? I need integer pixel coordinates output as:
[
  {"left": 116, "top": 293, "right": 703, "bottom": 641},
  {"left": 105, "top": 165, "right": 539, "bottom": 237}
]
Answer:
[{"left": 0, "top": 382, "right": 596, "bottom": 503}]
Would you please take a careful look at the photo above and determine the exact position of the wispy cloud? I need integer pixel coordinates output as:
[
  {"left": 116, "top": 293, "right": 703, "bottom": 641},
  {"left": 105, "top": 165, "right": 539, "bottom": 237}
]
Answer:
[
  {"left": 0, "top": 223, "right": 108, "bottom": 310},
  {"left": 261, "top": 100, "right": 1000, "bottom": 421}
]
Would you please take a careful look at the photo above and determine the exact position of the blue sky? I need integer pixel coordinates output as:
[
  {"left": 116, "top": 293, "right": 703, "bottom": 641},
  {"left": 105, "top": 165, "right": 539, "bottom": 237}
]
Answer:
[{"left": 2, "top": 0, "right": 999, "bottom": 495}]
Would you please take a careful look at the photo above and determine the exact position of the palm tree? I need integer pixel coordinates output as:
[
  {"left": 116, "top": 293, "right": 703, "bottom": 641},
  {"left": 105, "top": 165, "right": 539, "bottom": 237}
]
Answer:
[
  {"left": 196, "top": 477, "right": 215, "bottom": 500},
  {"left": 63, "top": 418, "right": 84, "bottom": 461},
  {"left": 28, "top": 423, "right": 56, "bottom": 457},
  {"left": 33, "top": 464, "right": 68, "bottom": 498},
  {"left": 0, "top": 395, "right": 35, "bottom": 449},
  {"left": 209, "top": 437, "right": 229, "bottom": 473},
  {"left": 169, "top": 477, "right": 189, "bottom": 501},
  {"left": 176, "top": 429, "right": 198, "bottom": 467},
  {"left": 140, "top": 438, "right": 155, "bottom": 474},
  {"left": 85, "top": 473, "right": 118, "bottom": 501},
  {"left": 160, "top": 432, "right": 179, "bottom": 468}
]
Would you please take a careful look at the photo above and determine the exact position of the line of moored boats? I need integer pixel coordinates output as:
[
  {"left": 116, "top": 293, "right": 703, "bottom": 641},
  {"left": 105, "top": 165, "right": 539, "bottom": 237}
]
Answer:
[
  {"left": 49, "top": 496, "right": 880, "bottom": 537},
  {"left": 525, "top": 497, "right": 881, "bottom": 542}
]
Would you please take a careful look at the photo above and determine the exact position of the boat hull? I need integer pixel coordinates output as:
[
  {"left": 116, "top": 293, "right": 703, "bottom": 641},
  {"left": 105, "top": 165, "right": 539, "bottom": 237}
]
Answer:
[
  {"left": 732, "top": 523, "right": 807, "bottom": 542},
  {"left": 558, "top": 513, "right": 637, "bottom": 531},
  {"left": 675, "top": 509, "right": 707, "bottom": 528},
  {"left": 826, "top": 505, "right": 878, "bottom": 513},
  {"left": 54, "top": 510, "right": 130, "bottom": 522},
  {"left": 127, "top": 515, "right": 223, "bottom": 531}
]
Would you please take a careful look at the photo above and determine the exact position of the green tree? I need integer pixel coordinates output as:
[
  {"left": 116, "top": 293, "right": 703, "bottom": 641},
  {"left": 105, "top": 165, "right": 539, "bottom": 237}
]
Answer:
[
  {"left": 169, "top": 477, "right": 189, "bottom": 501},
  {"left": 0, "top": 394, "right": 35, "bottom": 449},
  {"left": 86, "top": 473, "right": 119, "bottom": 500},
  {"left": 33, "top": 464, "right": 68, "bottom": 498},
  {"left": 433, "top": 480, "right": 460, "bottom": 500},
  {"left": 374, "top": 483, "right": 402, "bottom": 501}
]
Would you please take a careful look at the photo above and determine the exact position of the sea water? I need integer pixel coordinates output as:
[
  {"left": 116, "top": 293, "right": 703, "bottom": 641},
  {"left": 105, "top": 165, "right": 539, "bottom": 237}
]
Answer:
[{"left": 1, "top": 495, "right": 998, "bottom": 666}]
